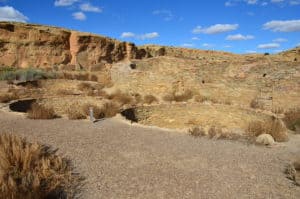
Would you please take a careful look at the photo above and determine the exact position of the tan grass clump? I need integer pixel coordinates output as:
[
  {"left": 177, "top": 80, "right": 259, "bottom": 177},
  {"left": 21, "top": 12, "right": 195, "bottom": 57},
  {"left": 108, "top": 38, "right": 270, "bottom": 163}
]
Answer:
[
  {"left": 193, "top": 94, "right": 208, "bottom": 103},
  {"left": 208, "top": 126, "right": 223, "bottom": 139},
  {"left": 189, "top": 126, "right": 206, "bottom": 137},
  {"left": 27, "top": 103, "right": 57, "bottom": 120},
  {"left": 107, "top": 90, "right": 134, "bottom": 106},
  {"left": 67, "top": 108, "right": 86, "bottom": 120},
  {"left": 163, "top": 89, "right": 193, "bottom": 102},
  {"left": 100, "top": 101, "right": 120, "bottom": 118},
  {"left": 0, "top": 133, "right": 81, "bottom": 199},
  {"left": 77, "top": 82, "right": 93, "bottom": 92},
  {"left": 247, "top": 117, "right": 288, "bottom": 142},
  {"left": 250, "top": 97, "right": 264, "bottom": 109},
  {"left": 143, "top": 95, "right": 158, "bottom": 104},
  {"left": 0, "top": 93, "right": 19, "bottom": 103},
  {"left": 283, "top": 107, "right": 300, "bottom": 131}
]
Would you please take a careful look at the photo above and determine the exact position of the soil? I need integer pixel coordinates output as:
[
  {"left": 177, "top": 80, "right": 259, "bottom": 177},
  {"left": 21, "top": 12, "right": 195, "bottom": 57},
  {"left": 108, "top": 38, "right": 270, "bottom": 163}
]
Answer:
[{"left": 0, "top": 111, "right": 299, "bottom": 199}]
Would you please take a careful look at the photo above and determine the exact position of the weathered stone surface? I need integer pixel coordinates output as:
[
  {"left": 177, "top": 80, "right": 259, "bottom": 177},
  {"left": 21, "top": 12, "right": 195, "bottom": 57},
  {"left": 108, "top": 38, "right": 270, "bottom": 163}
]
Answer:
[
  {"left": 256, "top": 134, "right": 275, "bottom": 145},
  {"left": 0, "top": 22, "right": 151, "bottom": 69}
]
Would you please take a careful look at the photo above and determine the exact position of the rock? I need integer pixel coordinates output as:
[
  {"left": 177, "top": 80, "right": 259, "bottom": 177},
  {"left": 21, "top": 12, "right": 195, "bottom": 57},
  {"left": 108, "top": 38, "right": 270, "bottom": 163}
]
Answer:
[
  {"left": 0, "top": 22, "right": 151, "bottom": 69},
  {"left": 256, "top": 134, "right": 275, "bottom": 145}
]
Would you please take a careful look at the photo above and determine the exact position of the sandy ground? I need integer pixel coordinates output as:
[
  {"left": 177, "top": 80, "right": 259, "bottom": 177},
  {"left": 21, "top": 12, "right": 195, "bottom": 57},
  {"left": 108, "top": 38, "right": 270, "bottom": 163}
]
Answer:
[{"left": 0, "top": 110, "right": 299, "bottom": 199}]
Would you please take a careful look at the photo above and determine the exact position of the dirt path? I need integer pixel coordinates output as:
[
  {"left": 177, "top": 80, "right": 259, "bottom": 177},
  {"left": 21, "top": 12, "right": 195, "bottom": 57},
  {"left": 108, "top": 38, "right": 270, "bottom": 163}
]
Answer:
[{"left": 0, "top": 111, "right": 299, "bottom": 199}]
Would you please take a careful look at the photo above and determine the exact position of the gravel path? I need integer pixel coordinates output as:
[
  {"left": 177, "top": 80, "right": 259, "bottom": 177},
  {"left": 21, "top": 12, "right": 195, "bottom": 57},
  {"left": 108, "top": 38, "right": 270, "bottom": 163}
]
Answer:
[{"left": 0, "top": 111, "right": 299, "bottom": 199}]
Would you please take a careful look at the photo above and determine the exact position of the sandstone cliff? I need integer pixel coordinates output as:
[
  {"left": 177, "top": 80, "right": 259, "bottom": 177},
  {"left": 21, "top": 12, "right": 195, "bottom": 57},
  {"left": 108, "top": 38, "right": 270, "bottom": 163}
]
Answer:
[{"left": 0, "top": 22, "right": 152, "bottom": 69}]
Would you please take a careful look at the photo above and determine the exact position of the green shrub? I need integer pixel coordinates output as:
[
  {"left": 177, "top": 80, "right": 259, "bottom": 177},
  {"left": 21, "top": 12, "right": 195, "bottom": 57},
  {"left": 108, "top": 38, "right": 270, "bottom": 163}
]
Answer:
[{"left": 0, "top": 68, "right": 55, "bottom": 82}]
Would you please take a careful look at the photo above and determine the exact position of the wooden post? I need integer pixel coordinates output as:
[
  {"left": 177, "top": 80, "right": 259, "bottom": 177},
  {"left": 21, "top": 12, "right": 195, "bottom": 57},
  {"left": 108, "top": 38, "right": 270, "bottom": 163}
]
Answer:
[{"left": 89, "top": 107, "right": 95, "bottom": 122}]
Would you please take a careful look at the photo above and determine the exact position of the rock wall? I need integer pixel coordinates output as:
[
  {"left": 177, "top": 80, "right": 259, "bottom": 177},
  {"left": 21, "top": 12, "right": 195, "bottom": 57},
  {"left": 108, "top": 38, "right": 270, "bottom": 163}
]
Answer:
[{"left": 0, "top": 22, "right": 152, "bottom": 69}]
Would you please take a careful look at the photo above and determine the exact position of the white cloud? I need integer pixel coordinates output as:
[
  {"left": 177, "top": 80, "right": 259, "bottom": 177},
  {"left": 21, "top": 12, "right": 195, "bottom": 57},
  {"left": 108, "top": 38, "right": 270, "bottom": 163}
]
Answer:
[
  {"left": 263, "top": 20, "right": 300, "bottom": 32},
  {"left": 273, "top": 38, "right": 288, "bottom": 42},
  {"left": 120, "top": 32, "right": 159, "bottom": 40},
  {"left": 225, "top": 1, "right": 235, "bottom": 6},
  {"left": 261, "top": 2, "right": 268, "bottom": 6},
  {"left": 271, "top": 0, "right": 284, "bottom": 3},
  {"left": 290, "top": 0, "right": 300, "bottom": 5},
  {"left": 192, "top": 24, "right": 238, "bottom": 34},
  {"left": 257, "top": 43, "right": 280, "bottom": 49},
  {"left": 0, "top": 6, "right": 28, "bottom": 22},
  {"left": 246, "top": 0, "right": 258, "bottom": 4},
  {"left": 152, "top": 10, "right": 173, "bottom": 21},
  {"left": 191, "top": 37, "right": 200, "bottom": 40},
  {"left": 72, "top": 12, "right": 86, "bottom": 21},
  {"left": 80, "top": 3, "right": 102, "bottom": 12},
  {"left": 120, "top": 32, "right": 135, "bottom": 38},
  {"left": 226, "top": 34, "right": 254, "bottom": 40},
  {"left": 246, "top": 50, "right": 257, "bottom": 53},
  {"left": 224, "top": 45, "right": 232, "bottom": 48},
  {"left": 139, "top": 32, "right": 159, "bottom": 39},
  {"left": 182, "top": 43, "right": 194, "bottom": 47},
  {"left": 54, "top": 0, "right": 79, "bottom": 7},
  {"left": 202, "top": 43, "right": 214, "bottom": 48}
]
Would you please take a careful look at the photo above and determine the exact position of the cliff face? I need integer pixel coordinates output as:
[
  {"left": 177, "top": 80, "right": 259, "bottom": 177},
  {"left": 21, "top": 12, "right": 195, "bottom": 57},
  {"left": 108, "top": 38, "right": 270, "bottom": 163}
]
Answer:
[{"left": 0, "top": 22, "right": 152, "bottom": 69}]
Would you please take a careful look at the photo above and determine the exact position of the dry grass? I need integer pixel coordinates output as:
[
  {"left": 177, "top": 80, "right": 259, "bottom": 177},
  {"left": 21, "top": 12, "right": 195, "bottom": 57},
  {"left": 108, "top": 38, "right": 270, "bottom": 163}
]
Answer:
[
  {"left": 90, "top": 74, "right": 98, "bottom": 82},
  {"left": 189, "top": 126, "right": 206, "bottom": 137},
  {"left": 247, "top": 117, "right": 289, "bottom": 142},
  {"left": 77, "top": 82, "right": 93, "bottom": 92},
  {"left": 193, "top": 94, "right": 208, "bottom": 103},
  {"left": 27, "top": 103, "right": 57, "bottom": 120},
  {"left": 250, "top": 97, "right": 264, "bottom": 109},
  {"left": 100, "top": 101, "right": 120, "bottom": 118},
  {"left": 56, "top": 89, "right": 75, "bottom": 96},
  {"left": 163, "top": 89, "right": 193, "bottom": 102},
  {"left": 283, "top": 107, "right": 300, "bottom": 131},
  {"left": 67, "top": 108, "right": 86, "bottom": 120},
  {"left": 107, "top": 90, "right": 134, "bottom": 106},
  {"left": 0, "top": 133, "right": 81, "bottom": 199},
  {"left": 0, "top": 92, "right": 19, "bottom": 103},
  {"left": 272, "top": 106, "right": 284, "bottom": 114},
  {"left": 208, "top": 126, "right": 223, "bottom": 139},
  {"left": 143, "top": 95, "right": 158, "bottom": 104}
]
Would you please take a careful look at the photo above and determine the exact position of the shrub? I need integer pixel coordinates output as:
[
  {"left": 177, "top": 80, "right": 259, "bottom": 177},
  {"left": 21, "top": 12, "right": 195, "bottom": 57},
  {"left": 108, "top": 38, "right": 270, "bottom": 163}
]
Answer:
[
  {"left": 163, "top": 89, "right": 193, "bottom": 102},
  {"left": 250, "top": 97, "right": 264, "bottom": 109},
  {"left": 0, "top": 68, "right": 54, "bottom": 82},
  {"left": 100, "top": 101, "right": 120, "bottom": 118},
  {"left": 90, "top": 74, "right": 98, "bottom": 82},
  {"left": 77, "top": 82, "right": 93, "bottom": 92},
  {"left": 143, "top": 95, "right": 158, "bottom": 104},
  {"left": 0, "top": 92, "right": 19, "bottom": 103},
  {"left": 107, "top": 90, "right": 133, "bottom": 106},
  {"left": 189, "top": 126, "right": 206, "bottom": 137},
  {"left": 67, "top": 108, "right": 86, "bottom": 120},
  {"left": 0, "top": 133, "right": 81, "bottom": 199},
  {"left": 27, "top": 103, "right": 57, "bottom": 119},
  {"left": 247, "top": 117, "right": 288, "bottom": 142},
  {"left": 194, "top": 94, "right": 208, "bottom": 103},
  {"left": 208, "top": 126, "right": 223, "bottom": 138},
  {"left": 283, "top": 108, "right": 300, "bottom": 131}
]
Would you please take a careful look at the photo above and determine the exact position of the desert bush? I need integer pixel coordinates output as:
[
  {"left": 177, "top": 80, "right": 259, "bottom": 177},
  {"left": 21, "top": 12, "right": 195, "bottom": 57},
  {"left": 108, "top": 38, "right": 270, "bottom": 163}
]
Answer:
[
  {"left": 163, "top": 93, "right": 174, "bottom": 102},
  {"left": 56, "top": 89, "right": 75, "bottom": 96},
  {"left": 163, "top": 89, "right": 193, "bottom": 102},
  {"left": 0, "top": 68, "right": 55, "bottom": 82},
  {"left": 27, "top": 103, "right": 57, "bottom": 119},
  {"left": 143, "top": 95, "right": 158, "bottom": 104},
  {"left": 0, "top": 92, "right": 19, "bottom": 103},
  {"left": 67, "top": 108, "right": 86, "bottom": 120},
  {"left": 131, "top": 93, "right": 142, "bottom": 104},
  {"left": 208, "top": 126, "right": 223, "bottom": 139},
  {"left": 0, "top": 133, "right": 80, "bottom": 199},
  {"left": 108, "top": 90, "right": 134, "bottom": 106},
  {"left": 77, "top": 82, "right": 92, "bottom": 91},
  {"left": 194, "top": 94, "right": 208, "bottom": 103},
  {"left": 189, "top": 126, "right": 206, "bottom": 137},
  {"left": 283, "top": 108, "right": 300, "bottom": 131},
  {"left": 73, "top": 73, "right": 89, "bottom": 81},
  {"left": 100, "top": 101, "right": 120, "bottom": 118},
  {"left": 90, "top": 74, "right": 98, "bottom": 82},
  {"left": 247, "top": 117, "right": 288, "bottom": 142},
  {"left": 250, "top": 97, "right": 264, "bottom": 109}
]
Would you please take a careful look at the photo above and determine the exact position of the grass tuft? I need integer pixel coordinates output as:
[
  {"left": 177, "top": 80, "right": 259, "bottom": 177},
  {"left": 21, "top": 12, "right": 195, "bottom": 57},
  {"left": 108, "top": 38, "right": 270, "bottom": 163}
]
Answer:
[
  {"left": 143, "top": 95, "right": 158, "bottom": 104},
  {"left": 27, "top": 103, "right": 57, "bottom": 120},
  {"left": 0, "top": 133, "right": 81, "bottom": 199}
]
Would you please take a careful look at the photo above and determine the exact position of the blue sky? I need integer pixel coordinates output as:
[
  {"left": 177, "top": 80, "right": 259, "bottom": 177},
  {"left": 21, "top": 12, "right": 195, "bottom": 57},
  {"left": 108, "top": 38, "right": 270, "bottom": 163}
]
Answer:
[{"left": 0, "top": 0, "right": 300, "bottom": 54}]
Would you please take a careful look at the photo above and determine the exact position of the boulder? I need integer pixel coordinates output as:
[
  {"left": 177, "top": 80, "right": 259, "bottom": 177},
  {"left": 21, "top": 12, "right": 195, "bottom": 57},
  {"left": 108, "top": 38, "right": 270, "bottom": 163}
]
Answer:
[{"left": 256, "top": 134, "right": 275, "bottom": 145}]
